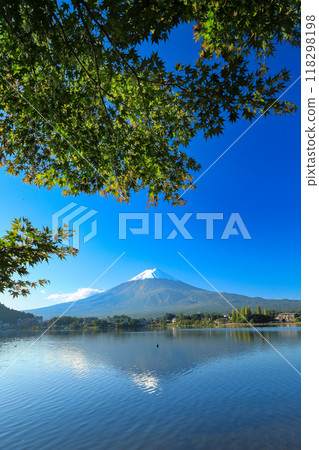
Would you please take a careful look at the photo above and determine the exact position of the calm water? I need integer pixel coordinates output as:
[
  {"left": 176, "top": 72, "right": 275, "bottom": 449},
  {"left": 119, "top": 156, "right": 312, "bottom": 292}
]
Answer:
[{"left": 0, "top": 327, "right": 300, "bottom": 450}]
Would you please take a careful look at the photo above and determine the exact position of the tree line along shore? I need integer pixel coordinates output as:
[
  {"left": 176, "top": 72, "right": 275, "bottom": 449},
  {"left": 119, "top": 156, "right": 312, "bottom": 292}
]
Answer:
[{"left": 0, "top": 306, "right": 301, "bottom": 332}]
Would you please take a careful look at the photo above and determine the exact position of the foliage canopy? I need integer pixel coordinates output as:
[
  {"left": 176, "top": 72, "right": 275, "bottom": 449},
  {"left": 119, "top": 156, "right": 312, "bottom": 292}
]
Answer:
[{"left": 0, "top": 0, "right": 300, "bottom": 205}]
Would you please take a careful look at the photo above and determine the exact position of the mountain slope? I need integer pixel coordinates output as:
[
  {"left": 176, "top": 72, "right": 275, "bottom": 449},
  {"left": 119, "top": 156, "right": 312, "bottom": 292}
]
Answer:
[{"left": 26, "top": 276, "right": 301, "bottom": 319}]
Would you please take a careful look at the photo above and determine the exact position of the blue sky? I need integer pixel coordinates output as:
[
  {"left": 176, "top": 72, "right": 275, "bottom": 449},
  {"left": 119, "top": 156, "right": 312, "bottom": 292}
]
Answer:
[{"left": 0, "top": 24, "right": 300, "bottom": 310}]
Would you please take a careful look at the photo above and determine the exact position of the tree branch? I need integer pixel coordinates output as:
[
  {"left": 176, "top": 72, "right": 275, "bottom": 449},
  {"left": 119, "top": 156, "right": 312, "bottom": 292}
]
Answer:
[
  {"left": 51, "top": 10, "right": 116, "bottom": 101},
  {"left": 77, "top": 0, "right": 152, "bottom": 129}
]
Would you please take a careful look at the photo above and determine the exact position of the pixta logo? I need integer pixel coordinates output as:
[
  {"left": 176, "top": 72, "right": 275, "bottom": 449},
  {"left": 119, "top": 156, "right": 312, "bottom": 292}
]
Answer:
[
  {"left": 119, "top": 213, "right": 251, "bottom": 240},
  {"left": 52, "top": 202, "right": 98, "bottom": 249}
]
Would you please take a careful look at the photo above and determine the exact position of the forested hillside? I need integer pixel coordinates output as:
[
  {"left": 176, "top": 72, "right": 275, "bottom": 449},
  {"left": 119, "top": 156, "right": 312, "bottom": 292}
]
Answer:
[{"left": 0, "top": 302, "right": 35, "bottom": 322}]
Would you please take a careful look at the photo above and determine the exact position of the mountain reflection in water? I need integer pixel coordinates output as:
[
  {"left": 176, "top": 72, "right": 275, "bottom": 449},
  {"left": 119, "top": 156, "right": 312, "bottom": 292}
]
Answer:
[{"left": 0, "top": 327, "right": 300, "bottom": 450}]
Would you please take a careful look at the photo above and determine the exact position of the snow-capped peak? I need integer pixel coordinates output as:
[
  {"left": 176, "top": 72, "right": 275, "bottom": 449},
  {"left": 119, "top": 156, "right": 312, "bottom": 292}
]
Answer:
[{"left": 129, "top": 268, "right": 177, "bottom": 281}]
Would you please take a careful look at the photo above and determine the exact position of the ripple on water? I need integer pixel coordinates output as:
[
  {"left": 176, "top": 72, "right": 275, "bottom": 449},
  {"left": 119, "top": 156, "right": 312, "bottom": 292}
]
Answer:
[{"left": 0, "top": 328, "right": 300, "bottom": 449}]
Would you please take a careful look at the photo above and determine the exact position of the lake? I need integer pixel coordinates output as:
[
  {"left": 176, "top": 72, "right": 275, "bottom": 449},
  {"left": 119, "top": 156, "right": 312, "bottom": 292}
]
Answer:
[{"left": 0, "top": 327, "right": 300, "bottom": 449}]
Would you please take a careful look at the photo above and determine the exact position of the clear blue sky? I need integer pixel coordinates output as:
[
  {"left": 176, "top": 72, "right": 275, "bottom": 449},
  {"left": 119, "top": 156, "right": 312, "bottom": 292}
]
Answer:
[{"left": 0, "top": 24, "right": 300, "bottom": 310}]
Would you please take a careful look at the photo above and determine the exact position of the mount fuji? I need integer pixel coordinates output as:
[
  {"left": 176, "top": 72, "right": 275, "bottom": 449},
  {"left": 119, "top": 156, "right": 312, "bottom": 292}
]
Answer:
[{"left": 25, "top": 268, "right": 301, "bottom": 319}]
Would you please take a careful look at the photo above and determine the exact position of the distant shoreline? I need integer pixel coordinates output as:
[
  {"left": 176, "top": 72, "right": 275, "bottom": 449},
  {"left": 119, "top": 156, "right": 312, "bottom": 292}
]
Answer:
[
  {"left": 152, "top": 322, "right": 301, "bottom": 330},
  {"left": 0, "top": 322, "right": 300, "bottom": 334}
]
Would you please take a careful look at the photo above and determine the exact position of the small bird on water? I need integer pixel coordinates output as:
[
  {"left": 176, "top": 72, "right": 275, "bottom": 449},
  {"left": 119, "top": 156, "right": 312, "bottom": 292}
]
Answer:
[{"left": 156, "top": 344, "right": 159, "bottom": 348}]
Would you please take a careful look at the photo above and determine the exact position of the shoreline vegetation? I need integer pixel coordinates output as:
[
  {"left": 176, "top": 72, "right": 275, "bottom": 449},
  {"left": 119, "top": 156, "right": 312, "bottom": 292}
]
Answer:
[{"left": 0, "top": 308, "right": 301, "bottom": 332}]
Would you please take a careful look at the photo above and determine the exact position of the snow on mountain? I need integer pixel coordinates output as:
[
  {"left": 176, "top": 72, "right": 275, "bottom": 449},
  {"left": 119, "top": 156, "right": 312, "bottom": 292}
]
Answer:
[{"left": 129, "top": 268, "right": 177, "bottom": 281}]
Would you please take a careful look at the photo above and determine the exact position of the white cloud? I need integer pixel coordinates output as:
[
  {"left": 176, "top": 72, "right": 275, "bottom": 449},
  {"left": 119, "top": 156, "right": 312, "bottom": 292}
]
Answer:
[
  {"left": 46, "top": 288, "right": 103, "bottom": 304},
  {"left": 40, "top": 290, "right": 46, "bottom": 294}
]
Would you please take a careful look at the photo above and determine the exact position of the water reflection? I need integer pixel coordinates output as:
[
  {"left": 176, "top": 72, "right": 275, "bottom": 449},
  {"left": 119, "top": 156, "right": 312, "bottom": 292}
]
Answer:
[
  {"left": 130, "top": 371, "right": 160, "bottom": 394},
  {"left": 0, "top": 328, "right": 301, "bottom": 450},
  {"left": 0, "top": 327, "right": 300, "bottom": 395}
]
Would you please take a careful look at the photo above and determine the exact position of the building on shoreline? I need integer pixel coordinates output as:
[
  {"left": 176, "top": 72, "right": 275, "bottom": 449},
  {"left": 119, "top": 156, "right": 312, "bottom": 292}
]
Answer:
[
  {"left": 0, "top": 317, "right": 44, "bottom": 329},
  {"left": 276, "top": 313, "right": 300, "bottom": 322}
]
